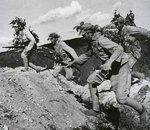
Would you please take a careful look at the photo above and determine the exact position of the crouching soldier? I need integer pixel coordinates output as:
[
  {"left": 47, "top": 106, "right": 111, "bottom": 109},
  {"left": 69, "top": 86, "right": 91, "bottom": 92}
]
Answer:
[
  {"left": 47, "top": 33, "right": 79, "bottom": 81},
  {"left": 115, "top": 16, "right": 150, "bottom": 84},
  {"left": 10, "top": 17, "right": 41, "bottom": 72},
  {"left": 68, "top": 23, "right": 147, "bottom": 124}
]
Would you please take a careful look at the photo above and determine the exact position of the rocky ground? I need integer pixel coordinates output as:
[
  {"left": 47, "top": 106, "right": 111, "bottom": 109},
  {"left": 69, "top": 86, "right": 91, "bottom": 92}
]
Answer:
[
  {"left": 0, "top": 67, "right": 115, "bottom": 130},
  {"left": 0, "top": 67, "right": 150, "bottom": 130}
]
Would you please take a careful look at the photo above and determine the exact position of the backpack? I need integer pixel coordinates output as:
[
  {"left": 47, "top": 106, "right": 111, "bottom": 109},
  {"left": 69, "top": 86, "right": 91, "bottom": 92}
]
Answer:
[{"left": 29, "top": 28, "right": 39, "bottom": 43}]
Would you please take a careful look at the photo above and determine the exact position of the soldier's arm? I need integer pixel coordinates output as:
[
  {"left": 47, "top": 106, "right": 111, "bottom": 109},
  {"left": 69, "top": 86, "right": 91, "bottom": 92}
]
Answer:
[
  {"left": 99, "top": 36, "right": 124, "bottom": 64},
  {"left": 66, "top": 49, "right": 92, "bottom": 67},
  {"left": 126, "top": 26, "right": 150, "bottom": 39},
  {"left": 24, "top": 29, "right": 35, "bottom": 51},
  {"left": 109, "top": 45, "right": 123, "bottom": 64},
  {"left": 75, "top": 50, "right": 92, "bottom": 65},
  {"left": 61, "top": 42, "right": 78, "bottom": 59}
]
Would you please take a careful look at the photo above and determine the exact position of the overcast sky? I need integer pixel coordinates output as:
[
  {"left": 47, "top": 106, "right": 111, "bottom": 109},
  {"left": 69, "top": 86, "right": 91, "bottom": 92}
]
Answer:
[{"left": 0, "top": 0, "right": 150, "bottom": 48}]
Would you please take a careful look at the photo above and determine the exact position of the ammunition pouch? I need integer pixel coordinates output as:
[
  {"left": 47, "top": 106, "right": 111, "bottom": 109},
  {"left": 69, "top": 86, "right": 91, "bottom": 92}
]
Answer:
[{"left": 99, "top": 69, "right": 109, "bottom": 79}]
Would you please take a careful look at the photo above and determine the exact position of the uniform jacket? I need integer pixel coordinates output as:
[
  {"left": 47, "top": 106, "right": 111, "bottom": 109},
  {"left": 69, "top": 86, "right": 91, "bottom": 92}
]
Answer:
[
  {"left": 76, "top": 32, "right": 124, "bottom": 65},
  {"left": 53, "top": 39, "right": 78, "bottom": 62},
  {"left": 121, "top": 25, "right": 150, "bottom": 59},
  {"left": 13, "top": 28, "right": 36, "bottom": 52}
]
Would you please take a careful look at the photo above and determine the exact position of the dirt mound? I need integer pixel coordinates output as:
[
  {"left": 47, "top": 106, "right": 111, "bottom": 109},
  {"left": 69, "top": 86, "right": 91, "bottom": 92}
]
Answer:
[
  {"left": 0, "top": 67, "right": 150, "bottom": 130},
  {"left": 0, "top": 67, "right": 115, "bottom": 130}
]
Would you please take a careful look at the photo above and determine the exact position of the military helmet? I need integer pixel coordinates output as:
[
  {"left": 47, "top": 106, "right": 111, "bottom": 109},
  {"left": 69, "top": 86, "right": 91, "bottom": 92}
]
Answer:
[
  {"left": 10, "top": 17, "right": 26, "bottom": 29},
  {"left": 47, "top": 32, "right": 60, "bottom": 40},
  {"left": 79, "top": 23, "right": 95, "bottom": 35},
  {"left": 94, "top": 25, "right": 102, "bottom": 32},
  {"left": 115, "top": 16, "right": 125, "bottom": 24}
]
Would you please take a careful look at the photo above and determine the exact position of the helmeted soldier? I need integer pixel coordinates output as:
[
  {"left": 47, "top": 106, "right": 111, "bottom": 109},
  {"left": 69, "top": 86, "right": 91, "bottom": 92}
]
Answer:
[
  {"left": 115, "top": 17, "right": 149, "bottom": 73},
  {"left": 10, "top": 17, "right": 41, "bottom": 72},
  {"left": 111, "top": 10, "right": 121, "bottom": 24},
  {"left": 68, "top": 22, "right": 126, "bottom": 115},
  {"left": 47, "top": 32, "right": 79, "bottom": 81},
  {"left": 125, "top": 10, "right": 136, "bottom": 26},
  {"left": 115, "top": 16, "right": 150, "bottom": 124}
]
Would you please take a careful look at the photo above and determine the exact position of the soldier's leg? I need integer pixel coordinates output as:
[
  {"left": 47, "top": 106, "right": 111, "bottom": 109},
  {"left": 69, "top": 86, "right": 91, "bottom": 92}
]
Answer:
[
  {"left": 53, "top": 65, "right": 62, "bottom": 77},
  {"left": 21, "top": 44, "right": 37, "bottom": 72},
  {"left": 52, "top": 65, "right": 63, "bottom": 83},
  {"left": 87, "top": 71, "right": 106, "bottom": 112},
  {"left": 21, "top": 49, "right": 29, "bottom": 71},
  {"left": 110, "top": 75, "right": 119, "bottom": 92},
  {"left": 116, "top": 62, "right": 143, "bottom": 113},
  {"left": 88, "top": 83, "right": 100, "bottom": 112},
  {"left": 28, "top": 62, "right": 42, "bottom": 72},
  {"left": 64, "top": 67, "right": 74, "bottom": 80},
  {"left": 27, "top": 45, "right": 43, "bottom": 72}
]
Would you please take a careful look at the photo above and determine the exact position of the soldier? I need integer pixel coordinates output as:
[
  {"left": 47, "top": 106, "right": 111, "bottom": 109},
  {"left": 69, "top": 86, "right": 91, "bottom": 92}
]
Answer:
[
  {"left": 125, "top": 10, "right": 136, "bottom": 26},
  {"left": 10, "top": 17, "right": 41, "bottom": 72},
  {"left": 68, "top": 22, "right": 124, "bottom": 114},
  {"left": 68, "top": 22, "right": 148, "bottom": 124},
  {"left": 111, "top": 10, "right": 121, "bottom": 24},
  {"left": 115, "top": 17, "right": 150, "bottom": 83},
  {"left": 114, "top": 16, "right": 150, "bottom": 124},
  {"left": 47, "top": 32, "right": 79, "bottom": 81}
]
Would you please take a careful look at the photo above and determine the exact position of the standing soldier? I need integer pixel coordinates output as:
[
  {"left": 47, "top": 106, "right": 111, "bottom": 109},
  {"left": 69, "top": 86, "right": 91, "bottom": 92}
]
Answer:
[
  {"left": 10, "top": 17, "right": 41, "bottom": 72},
  {"left": 68, "top": 22, "right": 148, "bottom": 125},
  {"left": 111, "top": 10, "right": 121, "bottom": 24},
  {"left": 128, "top": 10, "right": 136, "bottom": 26},
  {"left": 47, "top": 33, "right": 79, "bottom": 81}
]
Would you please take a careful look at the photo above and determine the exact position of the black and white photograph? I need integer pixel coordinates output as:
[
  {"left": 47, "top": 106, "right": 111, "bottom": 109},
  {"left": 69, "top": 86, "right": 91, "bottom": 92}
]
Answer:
[{"left": 0, "top": 0, "right": 150, "bottom": 130}]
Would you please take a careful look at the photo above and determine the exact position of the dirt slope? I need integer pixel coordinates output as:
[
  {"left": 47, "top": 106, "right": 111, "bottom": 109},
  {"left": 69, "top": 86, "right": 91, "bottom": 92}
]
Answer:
[{"left": 0, "top": 67, "right": 116, "bottom": 130}]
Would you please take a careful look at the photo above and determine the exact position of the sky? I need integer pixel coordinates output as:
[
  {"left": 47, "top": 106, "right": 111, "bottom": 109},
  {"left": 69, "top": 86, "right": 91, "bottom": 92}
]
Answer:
[{"left": 0, "top": 0, "right": 150, "bottom": 50}]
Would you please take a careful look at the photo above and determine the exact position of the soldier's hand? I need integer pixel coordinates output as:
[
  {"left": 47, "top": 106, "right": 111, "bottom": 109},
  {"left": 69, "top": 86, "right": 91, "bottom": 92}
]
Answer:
[
  {"left": 66, "top": 61, "right": 75, "bottom": 68},
  {"left": 101, "top": 62, "right": 112, "bottom": 71}
]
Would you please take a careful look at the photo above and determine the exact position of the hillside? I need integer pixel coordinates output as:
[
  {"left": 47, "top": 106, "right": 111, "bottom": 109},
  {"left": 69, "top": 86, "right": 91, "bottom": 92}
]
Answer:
[
  {"left": 0, "top": 67, "right": 150, "bottom": 130},
  {"left": 0, "top": 67, "right": 119, "bottom": 130}
]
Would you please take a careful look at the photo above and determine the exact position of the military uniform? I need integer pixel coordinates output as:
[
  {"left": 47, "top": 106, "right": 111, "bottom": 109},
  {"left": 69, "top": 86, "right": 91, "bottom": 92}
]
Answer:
[
  {"left": 116, "top": 25, "right": 150, "bottom": 113},
  {"left": 76, "top": 32, "right": 129, "bottom": 111},
  {"left": 52, "top": 39, "right": 78, "bottom": 80},
  {"left": 121, "top": 25, "right": 150, "bottom": 73},
  {"left": 16, "top": 28, "right": 40, "bottom": 71},
  {"left": 75, "top": 28, "right": 150, "bottom": 114},
  {"left": 10, "top": 17, "right": 41, "bottom": 72}
]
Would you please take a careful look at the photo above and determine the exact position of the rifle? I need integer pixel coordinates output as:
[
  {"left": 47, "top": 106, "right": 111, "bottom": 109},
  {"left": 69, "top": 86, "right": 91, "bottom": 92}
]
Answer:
[
  {"left": 39, "top": 51, "right": 81, "bottom": 75},
  {"left": 41, "top": 53, "right": 71, "bottom": 66},
  {"left": 3, "top": 45, "right": 24, "bottom": 50}
]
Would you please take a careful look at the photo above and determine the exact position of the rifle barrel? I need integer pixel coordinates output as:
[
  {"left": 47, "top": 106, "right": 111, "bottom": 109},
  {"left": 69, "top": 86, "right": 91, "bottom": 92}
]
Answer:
[{"left": 2, "top": 46, "right": 24, "bottom": 49}]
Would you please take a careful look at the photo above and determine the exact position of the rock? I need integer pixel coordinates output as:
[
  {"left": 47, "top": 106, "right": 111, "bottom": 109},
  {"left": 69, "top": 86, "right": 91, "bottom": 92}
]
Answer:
[{"left": 0, "top": 67, "right": 114, "bottom": 130}]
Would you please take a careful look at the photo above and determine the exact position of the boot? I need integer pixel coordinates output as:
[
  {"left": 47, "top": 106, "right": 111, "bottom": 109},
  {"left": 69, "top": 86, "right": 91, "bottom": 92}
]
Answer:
[
  {"left": 83, "top": 109, "right": 100, "bottom": 117},
  {"left": 29, "top": 62, "right": 43, "bottom": 73}
]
